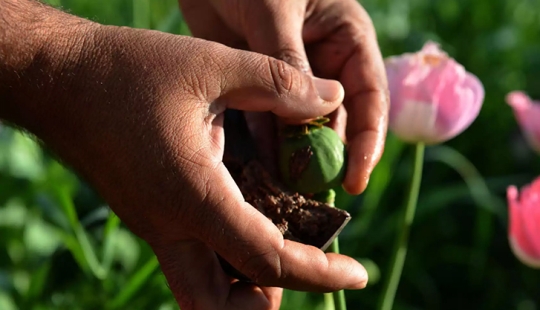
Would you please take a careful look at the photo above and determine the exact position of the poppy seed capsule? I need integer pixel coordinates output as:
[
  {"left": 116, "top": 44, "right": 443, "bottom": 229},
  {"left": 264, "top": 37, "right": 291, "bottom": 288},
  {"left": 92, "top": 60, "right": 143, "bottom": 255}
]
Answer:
[{"left": 279, "top": 124, "right": 346, "bottom": 194}]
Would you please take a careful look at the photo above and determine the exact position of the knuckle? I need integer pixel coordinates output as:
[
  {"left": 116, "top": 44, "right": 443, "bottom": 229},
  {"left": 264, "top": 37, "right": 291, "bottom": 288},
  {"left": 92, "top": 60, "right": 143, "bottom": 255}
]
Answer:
[
  {"left": 266, "top": 57, "right": 298, "bottom": 98},
  {"left": 183, "top": 41, "right": 230, "bottom": 100},
  {"left": 270, "top": 48, "right": 310, "bottom": 73},
  {"left": 240, "top": 248, "right": 282, "bottom": 285}
]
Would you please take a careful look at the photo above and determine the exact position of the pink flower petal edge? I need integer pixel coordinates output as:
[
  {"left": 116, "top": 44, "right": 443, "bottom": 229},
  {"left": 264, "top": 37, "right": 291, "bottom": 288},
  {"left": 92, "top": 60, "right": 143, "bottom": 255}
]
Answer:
[
  {"left": 507, "top": 177, "right": 540, "bottom": 269},
  {"left": 506, "top": 91, "right": 540, "bottom": 153}
]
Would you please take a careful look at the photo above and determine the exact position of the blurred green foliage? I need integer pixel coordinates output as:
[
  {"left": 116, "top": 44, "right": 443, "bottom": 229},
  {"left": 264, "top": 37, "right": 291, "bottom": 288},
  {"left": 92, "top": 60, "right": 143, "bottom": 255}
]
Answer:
[{"left": 1, "top": 0, "right": 540, "bottom": 309}]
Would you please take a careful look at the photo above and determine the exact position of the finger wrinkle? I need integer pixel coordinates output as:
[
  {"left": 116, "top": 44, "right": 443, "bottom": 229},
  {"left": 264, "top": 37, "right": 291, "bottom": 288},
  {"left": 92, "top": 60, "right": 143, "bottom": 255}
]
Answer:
[
  {"left": 266, "top": 57, "right": 295, "bottom": 99},
  {"left": 270, "top": 48, "right": 311, "bottom": 73},
  {"left": 246, "top": 251, "right": 282, "bottom": 285}
]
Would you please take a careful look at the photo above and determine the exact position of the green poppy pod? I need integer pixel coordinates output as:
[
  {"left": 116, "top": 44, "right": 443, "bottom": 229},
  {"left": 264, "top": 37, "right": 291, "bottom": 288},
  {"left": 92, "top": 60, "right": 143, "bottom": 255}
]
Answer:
[{"left": 279, "top": 123, "right": 346, "bottom": 194}]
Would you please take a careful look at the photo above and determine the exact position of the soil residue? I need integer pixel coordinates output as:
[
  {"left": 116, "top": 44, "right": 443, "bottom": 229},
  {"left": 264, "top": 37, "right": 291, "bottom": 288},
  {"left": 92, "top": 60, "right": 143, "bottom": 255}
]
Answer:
[{"left": 227, "top": 160, "right": 350, "bottom": 249}]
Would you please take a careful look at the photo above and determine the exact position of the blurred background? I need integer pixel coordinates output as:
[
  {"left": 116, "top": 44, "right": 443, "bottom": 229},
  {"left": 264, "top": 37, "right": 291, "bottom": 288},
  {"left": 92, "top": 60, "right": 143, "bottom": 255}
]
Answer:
[{"left": 1, "top": 0, "right": 539, "bottom": 309}]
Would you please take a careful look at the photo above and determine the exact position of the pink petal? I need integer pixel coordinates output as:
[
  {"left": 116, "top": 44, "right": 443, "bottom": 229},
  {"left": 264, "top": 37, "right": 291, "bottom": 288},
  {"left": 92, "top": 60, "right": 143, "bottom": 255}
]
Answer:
[
  {"left": 506, "top": 92, "right": 540, "bottom": 153},
  {"left": 507, "top": 179, "right": 540, "bottom": 268},
  {"left": 390, "top": 99, "right": 439, "bottom": 143},
  {"left": 386, "top": 42, "right": 484, "bottom": 144},
  {"left": 436, "top": 72, "right": 484, "bottom": 141},
  {"left": 420, "top": 41, "right": 447, "bottom": 56}
]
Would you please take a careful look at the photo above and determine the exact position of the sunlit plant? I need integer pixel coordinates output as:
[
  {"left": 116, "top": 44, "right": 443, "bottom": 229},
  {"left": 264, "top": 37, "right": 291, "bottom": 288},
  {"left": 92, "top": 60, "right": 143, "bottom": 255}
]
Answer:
[{"left": 378, "top": 41, "right": 485, "bottom": 310}]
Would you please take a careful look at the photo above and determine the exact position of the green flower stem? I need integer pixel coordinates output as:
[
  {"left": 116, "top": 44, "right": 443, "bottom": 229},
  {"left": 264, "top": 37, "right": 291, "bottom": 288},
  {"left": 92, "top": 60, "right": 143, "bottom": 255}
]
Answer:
[
  {"left": 320, "top": 189, "right": 346, "bottom": 310},
  {"left": 324, "top": 291, "right": 336, "bottom": 310},
  {"left": 325, "top": 237, "right": 347, "bottom": 310},
  {"left": 378, "top": 142, "right": 425, "bottom": 310}
]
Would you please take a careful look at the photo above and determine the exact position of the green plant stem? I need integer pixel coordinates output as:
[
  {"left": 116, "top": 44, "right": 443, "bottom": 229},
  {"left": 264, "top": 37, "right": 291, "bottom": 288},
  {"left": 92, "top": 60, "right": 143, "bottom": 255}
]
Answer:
[
  {"left": 425, "top": 145, "right": 499, "bottom": 284},
  {"left": 108, "top": 256, "right": 160, "bottom": 309},
  {"left": 324, "top": 291, "right": 335, "bottom": 310},
  {"left": 326, "top": 238, "right": 346, "bottom": 310},
  {"left": 318, "top": 189, "right": 346, "bottom": 310},
  {"left": 378, "top": 142, "right": 425, "bottom": 310}
]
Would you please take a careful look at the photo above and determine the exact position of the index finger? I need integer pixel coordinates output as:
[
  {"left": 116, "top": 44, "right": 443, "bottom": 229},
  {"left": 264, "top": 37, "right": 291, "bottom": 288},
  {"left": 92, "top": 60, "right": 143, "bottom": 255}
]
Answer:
[
  {"left": 340, "top": 26, "right": 389, "bottom": 195},
  {"left": 320, "top": 2, "right": 389, "bottom": 195}
]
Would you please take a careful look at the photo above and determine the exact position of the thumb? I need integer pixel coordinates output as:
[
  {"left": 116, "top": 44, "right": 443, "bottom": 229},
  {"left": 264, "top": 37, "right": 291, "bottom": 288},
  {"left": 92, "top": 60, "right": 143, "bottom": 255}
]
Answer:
[
  {"left": 190, "top": 163, "right": 368, "bottom": 291},
  {"left": 213, "top": 49, "right": 344, "bottom": 120}
]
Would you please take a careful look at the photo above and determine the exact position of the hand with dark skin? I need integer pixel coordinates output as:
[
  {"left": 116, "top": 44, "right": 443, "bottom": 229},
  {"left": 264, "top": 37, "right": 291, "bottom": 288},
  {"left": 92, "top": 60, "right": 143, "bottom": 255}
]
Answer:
[
  {"left": 179, "top": 0, "right": 389, "bottom": 195},
  {"left": 0, "top": 0, "right": 370, "bottom": 309}
]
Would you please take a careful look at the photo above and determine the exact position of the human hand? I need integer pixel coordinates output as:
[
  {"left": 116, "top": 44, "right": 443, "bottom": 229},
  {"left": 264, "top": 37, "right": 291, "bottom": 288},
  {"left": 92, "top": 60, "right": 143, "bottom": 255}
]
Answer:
[
  {"left": 1, "top": 3, "right": 368, "bottom": 308},
  {"left": 179, "top": 0, "right": 389, "bottom": 194}
]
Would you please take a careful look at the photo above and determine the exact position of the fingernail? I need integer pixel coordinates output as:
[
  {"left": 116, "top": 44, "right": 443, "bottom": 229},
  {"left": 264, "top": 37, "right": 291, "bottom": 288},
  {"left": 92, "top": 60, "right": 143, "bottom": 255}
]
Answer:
[{"left": 312, "top": 77, "right": 344, "bottom": 103}]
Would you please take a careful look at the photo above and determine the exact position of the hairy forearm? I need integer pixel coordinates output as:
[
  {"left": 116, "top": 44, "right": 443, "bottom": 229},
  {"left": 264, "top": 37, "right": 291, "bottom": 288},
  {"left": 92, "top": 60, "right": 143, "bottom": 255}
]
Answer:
[
  {"left": 0, "top": 0, "right": 130, "bottom": 190},
  {"left": 0, "top": 0, "right": 97, "bottom": 129}
]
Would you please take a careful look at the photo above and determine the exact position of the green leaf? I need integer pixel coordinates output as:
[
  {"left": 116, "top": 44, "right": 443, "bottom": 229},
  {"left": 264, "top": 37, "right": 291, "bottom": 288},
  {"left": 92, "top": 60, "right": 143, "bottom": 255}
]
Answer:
[
  {"left": 0, "top": 199, "right": 28, "bottom": 228},
  {"left": 7, "top": 131, "right": 44, "bottom": 181},
  {"left": 55, "top": 229, "right": 91, "bottom": 276},
  {"left": 111, "top": 229, "right": 140, "bottom": 272},
  {"left": 107, "top": 257, "right": 159, "bottom": 309},
  {"left": 155, "top": 8, "right": 181, "bottom": 33},
  {"left": 23, "top": 217, "right": 62, "bottom": 257},
  {"left": 12, "top": 270, "right": 30, "bottom": 297},
  {"left": 25, "top": 263, "right": 51, "bottom": 300},
  {"left": 0, "top": 291, "right": 17, "bottom": 310},
  {"left": 101, "top": 212, "right": 121, "bottom": 272},
  {"left": 280, "top": 290, "right": 312, "bottom": 310},
  {"left": 52, "top": 189, "right": 78, "bottom": 230},
  {"left": 73, "top": 225, "right": 107, "bottom": 279},
  {"left": 133, "top": 0, "right": 151, "bottom": 29}
]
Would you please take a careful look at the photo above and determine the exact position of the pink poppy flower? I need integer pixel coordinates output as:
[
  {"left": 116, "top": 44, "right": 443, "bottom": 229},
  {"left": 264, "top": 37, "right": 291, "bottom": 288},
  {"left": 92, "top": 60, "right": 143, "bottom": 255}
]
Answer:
[
  {"left": 506, "top": 91, "right": 540, "bottom": 154},
  {"left": 385, "top": 42, "right": 484, "bottom": 144},
  {"left": 507, "top": 177, "right": 540, "bottom": 268}
]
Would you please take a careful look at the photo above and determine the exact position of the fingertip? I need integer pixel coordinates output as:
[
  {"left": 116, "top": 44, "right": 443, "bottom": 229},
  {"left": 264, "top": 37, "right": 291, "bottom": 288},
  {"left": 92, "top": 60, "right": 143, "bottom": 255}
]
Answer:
[
  {"left": 267, "top": 240, "right": 369, "bottom": 292},
  {"left": 342, "top": 150, "right": 371, "bottom": 195},
  {"left": 277, "top": 76, "right": 343, "bottom": 123},
  {"left": 324, "top": 252, "right": 369, "bottom": 291},
  {"left": 345, "top": 259, "right": 369, "bottom": 290},
  {"left": 342, "top": 175, "right": 369, "bottom": 196},
  {"left": 343, "top": 131, "right": 385, "bottom": 195},
  {"left": 312, "top": 77, "right": 345, "bottom": 104}
]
